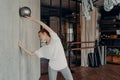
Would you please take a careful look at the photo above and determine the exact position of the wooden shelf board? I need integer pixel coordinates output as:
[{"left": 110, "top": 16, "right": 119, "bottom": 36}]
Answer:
[
  {"left": 100, "top": 30, "right": 117, "bottom": 32},
  {"left": 101, "top": 38, "right": 120, "bottom": 40},
  {"left": 107, "top": 54, "right": 120, "bottom": 57},
  {"left": 107, "top": 46, "right": 120, "bottom": 48},
  {"left": 101, "top": 22, "right": 120, "bottom": 25},
  {"left": 107, "top": 61, "right": 120, "bottom": 65}
]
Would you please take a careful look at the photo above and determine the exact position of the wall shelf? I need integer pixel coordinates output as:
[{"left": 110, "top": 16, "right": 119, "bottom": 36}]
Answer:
[
  {"left": 101, "top": 22, "right": 120, "bottom": 25},
  {"left": 101, "top": 38, "right": 120, "bottom": 40},
  {"left": 107, "top": 46, "right": 120, "bottom": 48},
  {"left": 100, "top": 30, "right": 117, "bottom": 32},
  {"left": 107, "top": 54, "right": 120, "bottom": 57},
  {"left": 99, "top": 7, "right": 120, "bottom": 64}
]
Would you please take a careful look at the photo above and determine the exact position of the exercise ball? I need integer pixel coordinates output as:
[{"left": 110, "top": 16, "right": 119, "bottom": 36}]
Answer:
[{"left": 19, "top": 6, "right": 31, "bottom": 17}]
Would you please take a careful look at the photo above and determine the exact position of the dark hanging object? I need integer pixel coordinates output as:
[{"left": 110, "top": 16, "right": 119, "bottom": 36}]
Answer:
[
  {"left": 88, "top": 40, "right": 101, "bottom": 67},
  {"left": 19, "top": 6, "right": 31, "bottom": 17}
]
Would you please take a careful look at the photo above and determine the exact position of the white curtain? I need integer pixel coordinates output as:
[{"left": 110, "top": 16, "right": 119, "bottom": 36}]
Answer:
[{"left": 80, "top": 4, "right": 99, "bottom": 67}]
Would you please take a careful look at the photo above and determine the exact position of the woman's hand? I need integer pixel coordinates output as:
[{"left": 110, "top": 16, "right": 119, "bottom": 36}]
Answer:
[
  {"left": 18, "top": 40, "right": 23, "bottom": 48},
  {"left": 18, "top": 40, "right": 35, "bottom": 56}
]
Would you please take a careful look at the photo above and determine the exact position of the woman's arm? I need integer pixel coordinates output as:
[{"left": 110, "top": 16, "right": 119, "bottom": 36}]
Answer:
[
  {"left": 26, "top": 16, "right": 54, "bottom": 33},
  {"left": 18, "top": 40, "right": 35, "bottom": 56}
]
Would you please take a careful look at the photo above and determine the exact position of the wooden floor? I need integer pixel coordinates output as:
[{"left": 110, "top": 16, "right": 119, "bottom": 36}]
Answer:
[{"left": 40, "top": 59, "right": 120, "bottom": 80}]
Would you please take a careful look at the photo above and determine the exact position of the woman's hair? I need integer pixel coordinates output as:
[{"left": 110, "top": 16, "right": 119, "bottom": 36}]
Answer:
[{"left": 38, "top": 29, "right": 51, "bottom": 37}]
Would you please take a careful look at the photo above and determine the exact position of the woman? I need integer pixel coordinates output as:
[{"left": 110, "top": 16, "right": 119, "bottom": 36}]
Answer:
[{"left": 18, "top": 17, "right": 73, "bottom": 80}]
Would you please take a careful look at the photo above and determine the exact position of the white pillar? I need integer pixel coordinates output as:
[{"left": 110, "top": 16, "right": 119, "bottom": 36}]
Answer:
[{"left": 0, "top": 0, "right": 40, "bottom": 80}]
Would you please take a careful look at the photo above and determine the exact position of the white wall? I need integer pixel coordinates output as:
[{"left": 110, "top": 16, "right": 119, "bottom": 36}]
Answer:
[{"left": 0, "top": 0, "right": 40, "bottom": 80}]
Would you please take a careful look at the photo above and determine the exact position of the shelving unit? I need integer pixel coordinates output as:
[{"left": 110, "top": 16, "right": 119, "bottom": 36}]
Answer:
[
  {"left": 100, "top": 29, "right": 120, "bottom": 64},
  {"left": 99, "top": 6, "right": 120, "bottom": 64}
]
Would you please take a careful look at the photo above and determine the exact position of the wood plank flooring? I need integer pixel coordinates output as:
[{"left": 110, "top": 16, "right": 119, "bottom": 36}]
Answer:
[{"left": 40, "top": 59, "right": 120, "bottom": 80}]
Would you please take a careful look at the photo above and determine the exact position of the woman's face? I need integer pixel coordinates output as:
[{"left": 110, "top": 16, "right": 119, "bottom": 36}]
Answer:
[{"left": 38, "top": 32, "right": 47, "bottom": 42}]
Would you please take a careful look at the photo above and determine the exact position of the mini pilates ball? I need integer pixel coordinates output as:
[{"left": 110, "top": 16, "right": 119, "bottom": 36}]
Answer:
[{"left": 19, "top": 6, "right": 31, "bottom": 17}]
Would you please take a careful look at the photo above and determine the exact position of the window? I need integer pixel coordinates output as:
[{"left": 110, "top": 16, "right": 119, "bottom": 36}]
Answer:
[{"left": 67, "top": 23, "right": 74, "bottom": 42}]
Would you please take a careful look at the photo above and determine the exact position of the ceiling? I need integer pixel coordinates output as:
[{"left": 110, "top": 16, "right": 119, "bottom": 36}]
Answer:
[
  {"left": 40, "top": 0, "right": 110, "bottom": 19},
  {"left": 41, "top": 0, "right": 104, "bottom": 8},
  {"left": 41, "top": 0, "right": 81, "bottom": 18},
  {"left": 41, "top": 0, "right": 80, "bottom": 9}
]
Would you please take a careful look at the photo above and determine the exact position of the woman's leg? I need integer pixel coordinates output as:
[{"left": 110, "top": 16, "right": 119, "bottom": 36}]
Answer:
[
  {"left": 48, "top": 66, "right": 58, "bottom": 80},
  {"left": 60, "top": 67, "right": 73, "bottom": 80}
]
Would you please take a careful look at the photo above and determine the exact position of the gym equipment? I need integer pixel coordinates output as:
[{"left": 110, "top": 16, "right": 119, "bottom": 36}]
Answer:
[
  {"left": 68, "top": 41, "right": 95, "bottom": 67},
  {"left": 19, "top": 6, "right": 31, "bottom": 17},
  {"left": 19, "top": 6, "right": 43, "bottom": 27}
]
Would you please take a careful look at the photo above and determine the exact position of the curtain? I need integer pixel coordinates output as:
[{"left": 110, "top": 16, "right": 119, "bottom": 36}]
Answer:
[{"left": 80, "top": 4, "right": 99, "bottom": 67}]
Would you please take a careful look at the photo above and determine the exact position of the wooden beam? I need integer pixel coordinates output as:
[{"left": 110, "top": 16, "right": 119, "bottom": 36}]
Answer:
[
  {"left": 101, "top": 22, "right": 120, "bottom": 25},
  {"left": 68, "top": 41, "right": 95, "bottom": 44},
  {"left": 71, "top": 46, "right": 95, "bottom": 51},
  {"left": 100, "top": 30, "right": 117, "bottom": 32}
]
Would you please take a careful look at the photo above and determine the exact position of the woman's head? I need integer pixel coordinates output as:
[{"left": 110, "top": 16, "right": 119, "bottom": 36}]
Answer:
[{"left": 38, "top": 29, "right": 50, "bottom": 42}]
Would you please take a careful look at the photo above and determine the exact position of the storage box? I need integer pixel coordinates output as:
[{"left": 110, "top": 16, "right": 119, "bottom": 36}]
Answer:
[
  {"left": 107, "top": 55, "right": 113, "bottom": 62},
  {"left": 110, "top": 35, "right": 117, "bottom": 39},
  {"left": 113, "top": 56, "right": 120, "bottom": 64}
]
